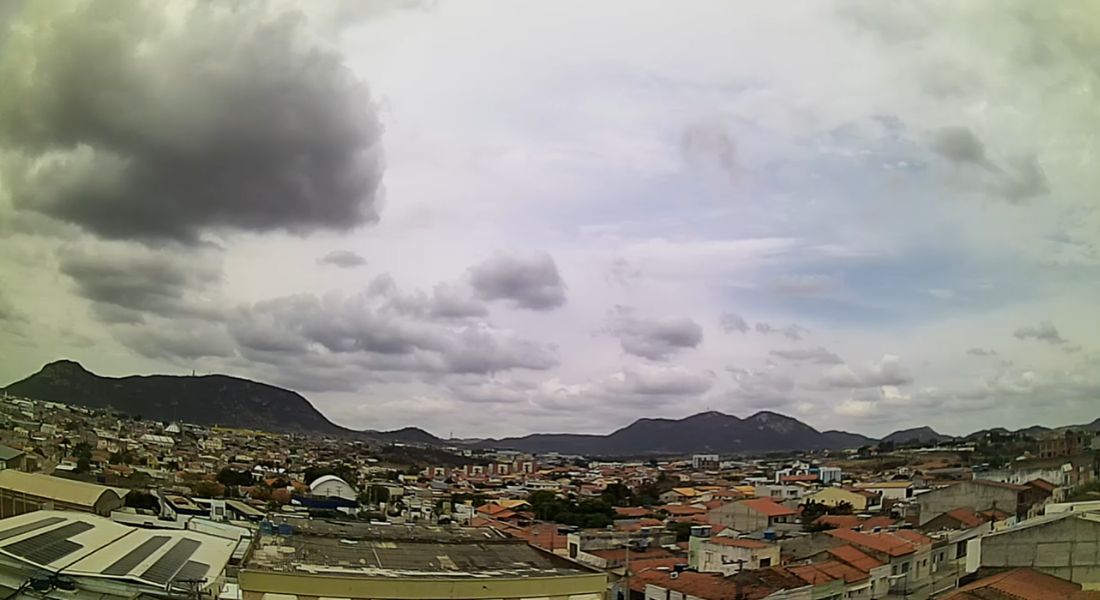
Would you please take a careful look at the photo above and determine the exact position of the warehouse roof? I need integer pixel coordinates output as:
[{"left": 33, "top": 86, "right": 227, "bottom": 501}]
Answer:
[
  {"left": 0, "top": 511, "right": 234, "bottom": 593},
  {"left": 0, "top": 470, "right": 127, "bottom": 508}
]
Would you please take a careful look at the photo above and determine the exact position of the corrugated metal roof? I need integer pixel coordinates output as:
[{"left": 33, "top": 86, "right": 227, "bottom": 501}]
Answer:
[
  {"left": 0, "top": 471, "right": 127, "bottom": 507},
  {"left": 0, "top": 511, "right": 234, "bottom": 592}
]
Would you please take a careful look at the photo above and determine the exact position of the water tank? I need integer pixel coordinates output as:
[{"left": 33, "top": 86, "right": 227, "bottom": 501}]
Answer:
[{"left": 762, "top": 529, "right": 776, "bottom": 540}]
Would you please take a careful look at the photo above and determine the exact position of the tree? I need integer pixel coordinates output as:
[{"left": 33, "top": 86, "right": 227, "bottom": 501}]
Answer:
[
  {"left": 191, "top": 481, "right": 226, "bottom": 498},
  {"left": 217, "top": 467, "right": 256, "bottom": 487},
  {"left": 601, "top": 483, "right": 632, "bottom": 506},
  {"left": 109, "top": 451, "right": 135, "bottom": 465},
  {"left": 304, "top": 464, "right": 358, "bottom": 487},
  {"left": 669, "top": 521, "right": 693, "bottom": 542},
  {"left": 357, "top": 485, "right": 390, "bottom": 506}
]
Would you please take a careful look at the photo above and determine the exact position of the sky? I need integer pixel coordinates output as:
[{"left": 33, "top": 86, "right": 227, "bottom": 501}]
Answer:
[{"left": 1, "top": 0, "right": 1098, "bottom": 439}]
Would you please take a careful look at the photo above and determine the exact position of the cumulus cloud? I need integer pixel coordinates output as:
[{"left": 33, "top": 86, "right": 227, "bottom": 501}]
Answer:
[
  {"left": 605, "top": 305, "right": 703, "bottom": 361},
  {"left": 755, "top": 322, "right": 806, "bottom": 341},
  {"left": 606, "top": 365, "right": 715, "bottom": 396},
  {"left": 469, "top": 251, "right": 567, "bottom": 311},
  {"left": 818, "top": 354, "right": 912, "bottom": 389},
  {"left": 770, "top": 346, "right": 844, "bottom": 365},
  {"left": 318, "top": 250, "right": 367, "bottom": 268},
  {"left": 367, "top": 275, "right": 488, "bottom": 320},
  {"left": 58, "top": 242, "right": 222, "bottom": 324},
  {"left": 1013, "top": 321, "right": 1066, "bottom": 345},
  {"left": 719, "top": 312, "right": 750, "bottom": 333},
  {"left": 0, "top": 1, "right": 383, "bottom": 243}
]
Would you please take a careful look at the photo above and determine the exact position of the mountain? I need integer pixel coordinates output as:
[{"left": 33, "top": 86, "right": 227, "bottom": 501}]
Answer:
[
  {"left": 477, "top": 410, "right": 872, "bottom": 456},
  {"left": 821, "top": 430, "right": 877, "bottom": 448},
  {"left": 4, "top": 360, "right": 350, "bottom": 436},
  {"left": 880, "top": 426, "right": 953, "bottom": 446},
  {"left": 366, "top": 427, "right": 446, "bottom": 445}
]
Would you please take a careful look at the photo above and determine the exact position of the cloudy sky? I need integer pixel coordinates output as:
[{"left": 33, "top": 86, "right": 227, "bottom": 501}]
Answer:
[{"left": 1, "top": 1, "right": 1098, "bottom": 439}]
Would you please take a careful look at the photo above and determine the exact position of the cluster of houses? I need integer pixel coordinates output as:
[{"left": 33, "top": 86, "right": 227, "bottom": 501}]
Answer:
[{"left": 2, "top": 392, "right": 1099, "bottom": 598}]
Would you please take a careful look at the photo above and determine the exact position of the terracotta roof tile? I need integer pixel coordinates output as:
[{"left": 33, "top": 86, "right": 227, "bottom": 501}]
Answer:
[
  {"left": 740, "top": 498, "right": 797, "bottom": 517},
  {"left": 943, "top": 567, "right": 1081, "bottom": 599},
  {"left": 827, "top": 545, "right": 884, "bottom": 572},
  {"left": 825, "top": 528, "right": 928, "bottom": 557},
  {"left": 945, "top": 507, "right": 990, "bottom": 529}
]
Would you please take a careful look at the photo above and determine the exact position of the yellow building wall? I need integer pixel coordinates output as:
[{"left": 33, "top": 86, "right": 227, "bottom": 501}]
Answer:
[{"left": 807, "top": 487, "right": 867, "bottom": 511}]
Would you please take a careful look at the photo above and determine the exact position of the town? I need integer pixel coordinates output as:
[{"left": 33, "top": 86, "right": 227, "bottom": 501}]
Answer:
[{"left": 0, "top": 392, "right": 1097, "bottom": 600}]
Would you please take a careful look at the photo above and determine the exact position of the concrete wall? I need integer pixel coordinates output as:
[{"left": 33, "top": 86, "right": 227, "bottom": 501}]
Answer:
[
  {"left": 980, "top": 515, "right": 1100, "bottom": 585},
  {"left": 916, "top": 482, "right": 1020, "bottom": 524},
  {"left": 707, "top": 502, "right": 767, "bottom": 532}
]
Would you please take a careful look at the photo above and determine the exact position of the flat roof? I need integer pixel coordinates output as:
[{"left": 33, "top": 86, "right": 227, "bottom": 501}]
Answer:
[
  {"left": 0, "top": 511, "right": 235, "bottom": 593},
  {"left": 247, "top": 517, "right": 596, "bottom": 579}
]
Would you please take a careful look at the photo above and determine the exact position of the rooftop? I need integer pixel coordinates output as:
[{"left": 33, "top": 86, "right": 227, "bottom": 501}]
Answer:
[
  {"left": 247, "top": 517, "right": 596, "bottom": 579},
  {"left": 0, "top": 470, "right": 128, "bottom": 507},
  {"left": 942, "top": 567, "right": 1085, "bottom": 600},
  {"left": 739, "top": 498, "right": 797, "bottom": 517},
  {"left": 0, "top": 510, "right": 234, "bottom": 593}
]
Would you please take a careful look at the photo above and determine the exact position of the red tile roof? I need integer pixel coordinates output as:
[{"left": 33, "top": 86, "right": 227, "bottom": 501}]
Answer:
[
  {"left": 825, "top": 528, "right": 928, "bottom": 557},
  {"left": 788, "top": 560, "right": 868, "bottom": 585},
  {"left": 661, "top": 504, "right": 708, "bottom": 516},
  {"left": 780, "top": 474, "right": 820, "bottom": 483},
  {"left": 615, "top": 506, "right": 651, "bottom": 518},
  {"left": 827, "top": 545, "right": 884, "bottom": 572},
  {"left": 628, "top": 569, "right": 736, "bottom": 599},
  {"left": 942, "top": 567, "right": 1082, "bottom": 600},
  {"left": 1026, "top": 478, "right": 1057, "bottom": 492},
  {"left": 740, "top": 498, "right": 797, "bottom": 517},
  {"left": 945, "top": 507, "right": 990, "bottom": 529},
  {"left": 814, "top": 514, "right": 897, "bottom": 530}
]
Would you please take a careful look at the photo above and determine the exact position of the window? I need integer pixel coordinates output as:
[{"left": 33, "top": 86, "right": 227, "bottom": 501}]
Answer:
[
  {"left": 900, "top": 561, "right": 910, "bottom": 573},
  {"left": 759, "top": 557, "right": 771, "bottom": 567},
  {"left": 957, "top": 541, "right": 968, "bottom": 558}
]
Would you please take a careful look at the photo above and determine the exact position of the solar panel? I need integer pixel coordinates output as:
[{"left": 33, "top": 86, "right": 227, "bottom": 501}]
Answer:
[
  {"left": 172, "top": 560, "right": 210, "bottom": 584},
  {"left": 0, "top": 517, "right": 65, "bottom": 542},
  {"left": 141, "top": 539, "right": 200, "bottom": 584},
  {"left": 103, "top": 536, "right": 171, "bottom": 576},
  {"left": 3, "top": 521, "right": 94, "bottom": 565}
]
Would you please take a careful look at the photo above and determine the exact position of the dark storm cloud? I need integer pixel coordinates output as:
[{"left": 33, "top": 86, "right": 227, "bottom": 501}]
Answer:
[
  {"left": 469, "top": 251, "right": 567, "bottom": 311},
  {"left": 606, "top": 305, "right": 703, "bottom": 361},
  {"left": 1013, "top": 321, "right": 1066, "bottom": 344},
  {"left": 0, "top": 1, "right": 383, "bottom": 244},
  {"left": 932, "top": 126, "right": 990, "bottom": 167},
  {"left": 769, "top": 346, "right": 844, "bottom": 365},
  {"left": 931, "top": 126, "right": 1048, "bottom": 202},
  {"left": 318, "top": 250, "right": 368, "bottom": 268},
  {"left": 57, "top": 243, "right": 222, "bottom": 323}
]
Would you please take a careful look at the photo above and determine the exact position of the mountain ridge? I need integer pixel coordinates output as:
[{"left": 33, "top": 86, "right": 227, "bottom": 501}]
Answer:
[{"left": 4, "top": 360, "right": 1090, "bottom": 455}]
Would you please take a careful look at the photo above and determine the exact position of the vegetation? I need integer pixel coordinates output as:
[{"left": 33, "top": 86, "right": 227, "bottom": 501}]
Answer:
[
  {"left": 73, "top": 441, "right": 92, "bottom": 473},
  {"left": 1067, "top": 480, "right": 1100, "bottom": 502},
  {"left": 217, "top": 467, "right": 257, "bottom": 487},
  {"left": 799, "top": 500, "right": 854, "bottom": 532},
  {"left": 528, "top": 491, "right": 615, "bottom": 528},
  {"left": 303, "top": 464, "right": 359, "bottom": 487},
  {"left": 357, "top": 484, "right": 391, "bottom": 506}
]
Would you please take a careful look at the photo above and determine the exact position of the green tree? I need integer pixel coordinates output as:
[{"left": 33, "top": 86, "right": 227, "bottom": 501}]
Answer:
[
  {"left": 125, "top": 490, "right": 160, "bottom": 512},
  {"left": 217, "top": 467, "right": 256, "bottom": 487}
]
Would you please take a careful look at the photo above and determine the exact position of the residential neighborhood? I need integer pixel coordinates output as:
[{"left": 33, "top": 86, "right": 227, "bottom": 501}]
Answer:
[{"left": 1, "top": 391, "right": 1099, "bottom": 599}]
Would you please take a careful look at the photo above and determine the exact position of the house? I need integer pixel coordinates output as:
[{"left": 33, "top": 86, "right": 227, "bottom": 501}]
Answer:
[
  {"left": 659, "top": 487, "right": 706, "bottom": 503},
  {"left": 978, "top": 511, "right": 1100, "bottom": 587},
  {"left": 825, "top": 528, "right": 932, "bottom": 598},
  {"left": 707, "top": 498, "right": 797, "bottom": 533},
  {"left": 916, "top": 479, "right": 1050, "bottom": 525},
  {"left": 0, "top": 470, "right": 126, "bottom": 517},
  {"left": 1038, "top": 429, "right": 1096, "bottom": 459},
  {"left": 806, "top": 486, "right": 878, "bottom": 511},
  {"left": 0, "top": 445, "right": 26, "bottom": 471},
  {"left": 813, "top": 514, "right": 898, "bottom": 532},
  {"left": 943, "top": 567, "right": 1091, "bottom": 600},
  {"left": 309, "top": 474, "right": 357, "bottom": 501},
  {"left": 689, "top": 535, "right": 779, "bottom": 574},
  {"left": 920, "top": 507, "right": 1002, "bottom": 532},
  {"left": 853, "top": 481, "right": 913, "bottom": 501}
]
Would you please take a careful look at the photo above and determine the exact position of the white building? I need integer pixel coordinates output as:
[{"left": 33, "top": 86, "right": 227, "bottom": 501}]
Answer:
[{"left": 309, "top": 475, "right": 358, "bottom": 501}]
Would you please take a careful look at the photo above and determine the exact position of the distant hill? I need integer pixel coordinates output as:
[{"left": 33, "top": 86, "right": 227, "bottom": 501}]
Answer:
[
  {"left": 5, "top": 360, "right": 352, "bottom": 436},
  {"left": 881, "top": 426, "right": 953, "bottom": 446},
  {"left": 821, "top": 430, "right": 877, "bottom": 448},
  {"left": 476, "top": 410, "right": 874, "bottom": 456},
  {"left": 366, "top": 427, "right": 446, "bottom": 445}
]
